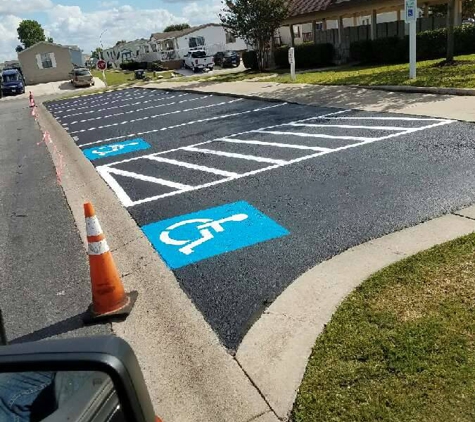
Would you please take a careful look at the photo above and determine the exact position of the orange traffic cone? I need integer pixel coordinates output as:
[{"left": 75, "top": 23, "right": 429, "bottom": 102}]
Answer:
[
  {"left": 83, "top": 202, "right": 137, "bottom": 323},
  {"left": 29, "top": 92, "right": 35, "bottom": 108}
]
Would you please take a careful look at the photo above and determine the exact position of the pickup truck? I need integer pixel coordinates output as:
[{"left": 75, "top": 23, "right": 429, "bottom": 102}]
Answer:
[{"left": 183, "top": 50, "right": 214, "bottom": 73}]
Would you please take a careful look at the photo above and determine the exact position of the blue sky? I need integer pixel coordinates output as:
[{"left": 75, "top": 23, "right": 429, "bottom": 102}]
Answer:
[{"left": 0, "top": 0, "right": 222, "bottom": 61}]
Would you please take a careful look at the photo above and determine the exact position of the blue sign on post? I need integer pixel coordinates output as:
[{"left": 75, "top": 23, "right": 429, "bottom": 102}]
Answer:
[
  {"left": 142, "top": 201, "right": 289, "bottom": 269},
  {"left": 82, "top": 138, "right": 150, "bottom": 161}
]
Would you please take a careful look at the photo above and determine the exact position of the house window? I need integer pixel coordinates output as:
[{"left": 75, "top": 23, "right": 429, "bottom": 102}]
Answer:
[
  {"left": 151, "top": 43, "right": 157, "bottom": 52},
  {"left": 293, "top": 25, "right": 301, "bottom": 38},
  {"left": 189, "top": 36, "right": 205, "bottom": 48},
  {"left": 41, "top": 53, "right": 53, "bottom": 68},
  {"left": 225, "top": 32, "right": 236, "bottom": 43}
]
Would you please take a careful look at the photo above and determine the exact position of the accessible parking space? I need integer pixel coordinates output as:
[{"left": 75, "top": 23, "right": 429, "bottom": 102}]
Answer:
[{"left": 46, "top": 88, "right": 475, "bottom": 349}]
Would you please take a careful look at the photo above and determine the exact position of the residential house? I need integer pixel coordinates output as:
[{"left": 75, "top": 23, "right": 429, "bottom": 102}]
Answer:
[
  {"left": 147, "top": 24, "right": 247, "bottom": 67},
  {"left": 102, "top": 39, "right": 151, "bottom": 69},
  {"left": 18, "top": 42, "right": 84, "bottom": 85},
  {"left": 276, "top": 0, "right": 462, "bottom": 59}
]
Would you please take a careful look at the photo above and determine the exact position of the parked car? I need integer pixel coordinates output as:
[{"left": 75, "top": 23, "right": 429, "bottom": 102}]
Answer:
[
  {"left": 70, "top": 68, "right": 95, "bottom": 87},
  {"left": 214, "top": 51, "right": 240, "bottom": 68},
  {"left": 1, "top": 68, "right": 25, "bottom": 96},
  {"left": 184, "top": 50, "right": 214, "bottom": 73}
]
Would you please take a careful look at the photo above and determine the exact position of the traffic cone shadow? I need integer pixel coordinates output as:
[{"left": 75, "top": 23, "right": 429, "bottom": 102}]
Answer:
[{"left": 83, "top": 202, "right": 137, "bottom": 324}]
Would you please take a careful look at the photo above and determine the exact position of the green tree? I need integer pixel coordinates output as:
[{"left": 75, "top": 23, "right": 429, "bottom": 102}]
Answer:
[
  {"left": 91, "top": 47, "right": 103, "bottom": 60},
  {"left": 15, "top": 45, "right": 24, "bottom": 53},
  {"left": 17, "top": 20, "right": 46, "bottom": 49},
  {"left": 47, "top": 37, "right": 54, "bottom": 43},
  {"left": 220, "top": 0, "right": 289, "bottom": 70},
  {"left": 163, "top": 23, "right": 190, "bottom": 32}
]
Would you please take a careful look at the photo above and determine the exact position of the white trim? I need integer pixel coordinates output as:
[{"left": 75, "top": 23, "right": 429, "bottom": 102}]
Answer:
[
  {"left": 85, "top": 216, "right": 103, "bottom": 236},
  {"left": 88, "top": 239, "right": 110, "bottom": 255}
]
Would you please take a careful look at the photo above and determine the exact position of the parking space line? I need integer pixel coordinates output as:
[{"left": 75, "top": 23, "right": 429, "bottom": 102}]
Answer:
[
  {"left": 146, "top": 156, "right": 240, "bottom": 177},
  {"left": 288, "top": 123, "right": 409, "bottom": 131},
  {"left": 58, "top": 94, "right": 190, "bottom": 117},
  {"left": 219, "top": 138, "right": 331, "bottom": 152},
  {"left": 96, "top": 166, "right": 135, "bottom": 207},
  {"left": 106, "top": 167, "right": 193, "bottom": 190},
  {"left": 325, "top": 116, "right": 451, "bottom": 121},
  {"left": 70, "top": 98, "right": 244, "bottom": 134},
  {"left": 255, "top": 130, "right": 373, "bottom": 142},
  {"left": 182, "top": 147, "right": 288, "bottom": 165},
  {"left": 79, "top": 102, "right": 288, "bottom": 147}
]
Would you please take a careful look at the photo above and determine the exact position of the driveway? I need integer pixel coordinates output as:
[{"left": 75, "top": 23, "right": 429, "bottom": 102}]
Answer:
[
  {"left": 0, "top": 77, "right": 105, "bottom": 101},
  {"left": 45, "top": 88, "right": 475, "bottom": 349}
]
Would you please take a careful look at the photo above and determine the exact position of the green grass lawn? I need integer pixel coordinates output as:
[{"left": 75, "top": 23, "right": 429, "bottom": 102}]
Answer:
[
  {"left": 293, "top": 233, "right": 475, "bottom": 421},
  {"left": 268, "top": 54, "right": 475, "bottom": 88},
  {"left": 91, "top": 69, "right": 175, "bottom": 86}
]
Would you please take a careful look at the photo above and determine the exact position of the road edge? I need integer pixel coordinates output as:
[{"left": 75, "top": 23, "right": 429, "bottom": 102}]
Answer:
[
  {"left": 235, "top": 209, "right": 475, "bottom": 420},
  {"left": 35, "top": 102, "right": 279, "bottom": 422}
]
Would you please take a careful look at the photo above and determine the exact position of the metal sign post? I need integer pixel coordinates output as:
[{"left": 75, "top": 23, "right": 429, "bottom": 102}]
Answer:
[
  {"left": 97, "top": 59, "right": 108, "bottom": 87},
  {"left": 288, "top": 47, "right": 296, "bottom": 81},
  {"left": 405, "top": 0, "right": 417, "bottom": 79}
]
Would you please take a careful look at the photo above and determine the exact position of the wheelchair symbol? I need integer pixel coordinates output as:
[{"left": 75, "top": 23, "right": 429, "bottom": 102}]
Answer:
[
  {"left": 159, "top": 213, "right": 249, "bottom": 255},
  {"left": 91, "top": 141, "right": 139, "bottom": 157}
]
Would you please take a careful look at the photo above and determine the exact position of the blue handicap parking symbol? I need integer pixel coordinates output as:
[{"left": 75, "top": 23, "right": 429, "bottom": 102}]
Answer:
[
  {"left": 142, "top": 201, "right": 289, "bottom": 269},
  {"left": 82, "top": 138, "right": 150, "bottom": 161}
]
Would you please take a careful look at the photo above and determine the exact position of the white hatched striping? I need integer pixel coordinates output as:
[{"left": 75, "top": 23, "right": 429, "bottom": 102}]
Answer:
[
  {"left": 146, "top": 156, "right": 239, "bottom": 178},
  {"left": 106, "top": 167, "right": 192, "bottom": 190},
  {"left": 255, "top": 130, "right": 373, "bottom": 142},
  {"left": 182, "top": 147, "right": 288, "bottom": 165},
  {"left": 288, "top": 123, "right": 409, "bottom": 131},
  {"left": 219, "top": 138, "right": 331, "bottom": 152}
]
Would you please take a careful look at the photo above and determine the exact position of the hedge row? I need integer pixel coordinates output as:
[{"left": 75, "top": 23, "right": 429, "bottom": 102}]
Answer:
[
  {"left": 120, "top": 61, "right": 165, "bottom": 71},
  {"left": 242, "top": 51, "right": 259, "bottom": 70},
  {"left": 274, "top": 43, "right": 334, "bottom": 69},
  {"left": 350, "top": 24, "right": 475, "bottom": 64}
]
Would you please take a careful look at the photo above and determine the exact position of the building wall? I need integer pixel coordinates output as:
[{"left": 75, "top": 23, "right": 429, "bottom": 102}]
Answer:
[
  {"left": 18, "top": 43, "right": 73, "bottom": 85},
  {"left": 103, "top": 39, "right": 149, "bottom": 68}
]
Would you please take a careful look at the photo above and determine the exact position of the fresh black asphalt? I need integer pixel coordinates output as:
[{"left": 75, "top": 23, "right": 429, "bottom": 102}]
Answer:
[{"left": 46, "top": 88, "right": 475, "bottom": 349}]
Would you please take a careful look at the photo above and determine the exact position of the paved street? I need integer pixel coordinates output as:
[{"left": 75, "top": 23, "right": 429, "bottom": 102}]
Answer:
[
  {"left": 46, "top": 87, "right": 475, "bottom": 349},
  {"left": 0, "top": 98, "right": 111, "bottom": 343}
]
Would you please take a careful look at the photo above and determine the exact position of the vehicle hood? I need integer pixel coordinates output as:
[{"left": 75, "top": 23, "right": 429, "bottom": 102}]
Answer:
[{"left": 2, "top": 80, "right": 23, "bottom": 87}]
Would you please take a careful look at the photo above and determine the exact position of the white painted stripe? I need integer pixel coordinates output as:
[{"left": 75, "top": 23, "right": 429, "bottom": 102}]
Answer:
[
  {"left": 88, "top": 239, "right": 110, "bottom": 255},
  {"left": 255, "top": 130, "right": 372, "bottom": 142},
  {"left": 325, "top": 116, "right": 451, "bottom": 121},
  {"left": 182, "top": 147, "right": 288, "bottom": 165},
  {"left": 70, "top": 98, "right": 241, "bottom": 134},
  {"left": 146, "top": 156, "right": 239, "bottom": 177},
  {"left": 114, "top": 119, "right": 455, "bottom": 207},
  {"left": 85, "top": 216, "right": 103, "bottom": 237},
  {"left": 96, "top": 167, "right": 134, "bottom": 207},
  {"left": 106, "top": 167, "right": 192, "bottom": 190},
  {"left": 78, "top": 103, "right": 287, "bottom": 147},
  {"left": 60, "top": 93, "right": 191, "bottom": 118},
  {"left": 219, "top": 138, "right": 331, "bottom": 152},
  {"left": 288, "top": 123, "right": 409, "bottom": 131}
]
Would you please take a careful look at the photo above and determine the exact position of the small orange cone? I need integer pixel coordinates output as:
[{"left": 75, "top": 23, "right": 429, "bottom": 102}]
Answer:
[
  {"left": 83, "top": 202, "right": 137, "bottom": 323},
  {"left": 29, "top": 92, "right": 35, "bottom": 108}
]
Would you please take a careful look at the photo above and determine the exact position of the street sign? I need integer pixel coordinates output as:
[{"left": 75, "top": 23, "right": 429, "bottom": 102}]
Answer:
[
  {"left": 142, "top": 201, "right": 289, "bottom": 269},
  {"left": 405, "top": 0, "right": 417, "bottom": 22},
  {"left": 97, "top": 60, "right": 107, "bottom": 70},
  {"left": 288, "top": 47, "right": 295, "bottom": 65}
]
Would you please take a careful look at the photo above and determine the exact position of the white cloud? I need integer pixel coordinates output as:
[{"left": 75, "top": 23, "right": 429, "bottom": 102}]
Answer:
[
  {"left": 98, "top": 0, "right": 119, "bottom": 7},
  {"left": 0, "top": 15, "right": 22, "bottom": 62},
  {"left": 182, "top": 0, "right": 222, "bottom": 24},
  {"left": 0, "top": 0, "right": 52, "bottom": 14},
  {"left": 45, "top": 4, "right": 187, "bottom": 53}
]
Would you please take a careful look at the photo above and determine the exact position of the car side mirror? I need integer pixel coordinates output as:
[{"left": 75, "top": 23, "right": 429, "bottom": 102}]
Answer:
[{"left": 0, "top": 336, "right": 160, "bottom": 422}]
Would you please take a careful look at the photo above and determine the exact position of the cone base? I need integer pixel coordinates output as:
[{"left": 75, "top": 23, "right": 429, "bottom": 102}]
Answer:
[{"left": 83, "top": 290, "right": 138, "bottom": 324}]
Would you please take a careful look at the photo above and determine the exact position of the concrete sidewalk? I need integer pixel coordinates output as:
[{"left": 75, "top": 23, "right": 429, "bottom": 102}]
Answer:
[{"left": 145, "top": 80, "right": 475, "bottom": 122}]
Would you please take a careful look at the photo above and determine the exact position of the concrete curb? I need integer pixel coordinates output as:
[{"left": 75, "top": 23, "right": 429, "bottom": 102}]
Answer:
[
  {"left": 357, "top": 84, "right": 475, "bottom": 96},
  {"left": 235, "top": 209, "right": 475, "bottom": 420},
  {"left": 35, "top": 102, "right": 279, "bottom": 422}
]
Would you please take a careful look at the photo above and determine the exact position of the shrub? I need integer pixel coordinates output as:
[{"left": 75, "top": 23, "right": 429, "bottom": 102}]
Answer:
[
  {"left": 350, "top": 24, "right": 475, "bottom": 64},
  {"left": 242, "top": 50, "right": 259, "bottom": 70},
  {"left": 274, "top": 43, "right": 334, "bottom": 69},
  {"left": 120, "top": 61, "right": 148, "bottom": 71}
]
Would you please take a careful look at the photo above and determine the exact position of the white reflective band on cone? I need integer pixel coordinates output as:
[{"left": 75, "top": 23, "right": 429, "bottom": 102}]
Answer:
[
  {"left": 86, "top": 216, "right": 103, "bottom": 237},
  {"left": 88, "top": 239, "right": 110, "bottom": 255}
]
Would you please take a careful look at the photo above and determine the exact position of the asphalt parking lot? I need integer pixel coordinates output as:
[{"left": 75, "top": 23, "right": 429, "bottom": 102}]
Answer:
[{"left": 46, "top": 88, "right": 475, "bottom": 349}]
